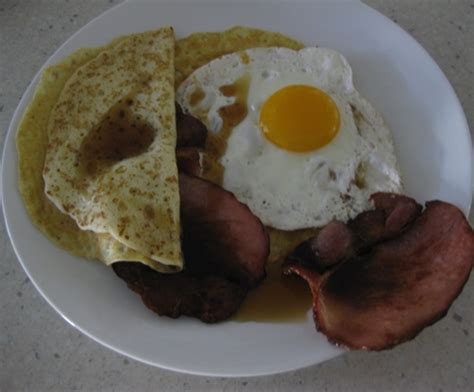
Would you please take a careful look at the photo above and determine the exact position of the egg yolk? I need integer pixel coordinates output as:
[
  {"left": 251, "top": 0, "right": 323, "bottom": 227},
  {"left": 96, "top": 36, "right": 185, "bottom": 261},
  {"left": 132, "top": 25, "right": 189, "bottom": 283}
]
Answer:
[{"left": 259, "top": 85, "right": 340, "bottom": 152}]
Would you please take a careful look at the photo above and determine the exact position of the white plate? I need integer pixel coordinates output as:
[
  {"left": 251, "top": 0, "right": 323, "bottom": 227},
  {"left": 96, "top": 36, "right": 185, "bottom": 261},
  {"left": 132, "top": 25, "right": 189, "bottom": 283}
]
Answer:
[{"left": 2, "top": 0, "right": 472, "bottom": 377}]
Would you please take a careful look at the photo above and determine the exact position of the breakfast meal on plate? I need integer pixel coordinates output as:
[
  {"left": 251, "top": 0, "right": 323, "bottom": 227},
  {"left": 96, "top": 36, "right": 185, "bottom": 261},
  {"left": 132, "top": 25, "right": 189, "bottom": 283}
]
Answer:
[{"left": 16, "top": 25, "right": 473, "bottom": 350}]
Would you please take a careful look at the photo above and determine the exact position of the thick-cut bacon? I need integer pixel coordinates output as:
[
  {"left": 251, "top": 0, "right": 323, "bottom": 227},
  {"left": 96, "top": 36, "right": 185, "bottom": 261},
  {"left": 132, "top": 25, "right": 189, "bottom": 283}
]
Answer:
[
  {"left": 180, "top": 173, "right": 269, "bottom": 286},
  {"left": 113, "top": 262, "right": 247, "bottom": 323},
  {"left": 284, "top": 195, "right": 474, "bottom": 350}
]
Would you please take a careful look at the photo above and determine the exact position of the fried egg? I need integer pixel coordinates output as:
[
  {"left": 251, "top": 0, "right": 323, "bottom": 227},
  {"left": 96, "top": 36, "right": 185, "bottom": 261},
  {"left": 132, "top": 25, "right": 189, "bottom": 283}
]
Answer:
[{"left": 177, "top": 47, "right": 402, "bottom": 230}]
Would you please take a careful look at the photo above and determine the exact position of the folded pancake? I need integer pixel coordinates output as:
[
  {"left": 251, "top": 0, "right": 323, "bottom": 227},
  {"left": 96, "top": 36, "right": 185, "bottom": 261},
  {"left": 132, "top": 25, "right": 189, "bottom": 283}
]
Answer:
[
  {"left": 18, "top": 26, "right": 308, "bottom": 276},
  {"left": 18, "top": 27, "right": 183, "bottom": 272}
]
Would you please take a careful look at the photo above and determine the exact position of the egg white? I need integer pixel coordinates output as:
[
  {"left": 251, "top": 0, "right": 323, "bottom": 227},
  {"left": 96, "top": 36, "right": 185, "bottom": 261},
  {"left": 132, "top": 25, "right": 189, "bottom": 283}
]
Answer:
[{"left": 177, "top": 47, "right": 402, "bottom": 230}]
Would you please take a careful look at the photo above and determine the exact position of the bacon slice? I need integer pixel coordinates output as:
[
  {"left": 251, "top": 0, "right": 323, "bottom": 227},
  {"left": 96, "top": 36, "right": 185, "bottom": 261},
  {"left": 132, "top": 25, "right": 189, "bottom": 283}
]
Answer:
[
  {"left": 284, "top": 196, "right": 474, "bottom": 350},
  {"left": 113, "top": 262, "right": 247, "bottom": 323},
  {"left": 180, "top": 173, "right": 269, "bottom": 287}
]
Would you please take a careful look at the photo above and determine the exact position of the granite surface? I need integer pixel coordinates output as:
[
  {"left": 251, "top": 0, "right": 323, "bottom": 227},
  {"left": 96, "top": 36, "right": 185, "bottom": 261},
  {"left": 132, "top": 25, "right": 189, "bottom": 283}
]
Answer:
[{"left": 0, "top": 0, "right": 473, "bottom": 391}]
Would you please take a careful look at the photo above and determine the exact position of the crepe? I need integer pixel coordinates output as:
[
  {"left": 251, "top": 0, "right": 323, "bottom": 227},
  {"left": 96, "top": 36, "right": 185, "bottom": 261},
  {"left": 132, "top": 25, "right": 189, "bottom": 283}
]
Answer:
[
  {"left": 17, "top": 26, "right": 309, "bottom": 272},
  {"left": 18, "top": 27, "right": 182, "bottom": 272}
]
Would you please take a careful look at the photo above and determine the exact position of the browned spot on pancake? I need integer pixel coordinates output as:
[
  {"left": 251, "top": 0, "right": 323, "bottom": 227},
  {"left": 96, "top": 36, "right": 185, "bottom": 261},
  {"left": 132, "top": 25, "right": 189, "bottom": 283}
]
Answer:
[
  {"left": 77, "top": 95, "right": 155, "bottom": 178},
  {"left": 117, "top": 216, "right": 131, "bottom": 237},
  {"left": 203, "top": 74, "right": 250, "bottom": 185},
  {"left": 144, "top": 205, "right": 155, "bottom": 220},
  {"left": 189, "top": 87, "right": 205, "bottom": 106}
]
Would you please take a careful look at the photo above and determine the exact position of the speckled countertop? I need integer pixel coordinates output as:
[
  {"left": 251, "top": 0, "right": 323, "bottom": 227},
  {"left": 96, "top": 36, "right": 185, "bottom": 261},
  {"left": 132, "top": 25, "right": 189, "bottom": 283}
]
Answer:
[{"left": 1, "top": 1, "right": 473, "bottom": 391}]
